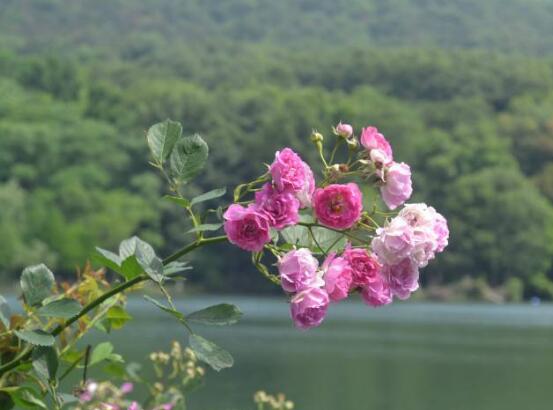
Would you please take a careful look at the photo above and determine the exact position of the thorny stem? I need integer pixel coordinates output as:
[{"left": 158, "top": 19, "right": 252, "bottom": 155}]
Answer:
[{"left": 0, "top": 235, "right": 228, "bottom": 377}]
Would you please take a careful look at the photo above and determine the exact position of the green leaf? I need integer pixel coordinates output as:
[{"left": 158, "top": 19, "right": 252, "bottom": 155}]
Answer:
[
  {"left": 119, "top": 236, "right": 164, "bottom": 282},
  {"left": 164, "top": 195, "right": 190, "bottom": 208},
  {"left": 190, "top": 187, "right": 226, "bottom": 207},
  {"left": 105, "top": 305, "right": 132, "bottom": 330},
  {"left": 188, "top": 304, "right": 242, "bottom": 326},
  {"left": 90, "top": 342, "right": 113, "bottom": 366},
  {"left": 163, "top": 261, "right": 192, "bottom": 276},
  {"left": 186, "top": 223, "right": 223, "bottom": 234},
  {"left": 143, "top": 295, "right": 185, "bottom": 322},
  {"left": 0, "top": 387, "right": 47, "bottom": 409},
  {"left": 20, "top": 264, "right": 55, "bottom": 306},
  {"left": 37, "top": 298, "right": 81, "bottom": 319},
  {"left": 32, "top": 346, "right": 58, "bottom": 381},
  {"left": 146, "top": 119, "right": 183, "bottom": 164},
  {"left": 169, "top": 134, "right": 209, "bottom": 183},
  {"left": 311, "top": 227, "right": 347, "bottom": 252},
  {"left": 93, "top": 248, "right": 122, "bottom": 272},
  {"left": 120, "top": 256, "right": 144, "bottom": 280},
  {"left": 0, "top": 295, "right": 11, "bottom": 328},
  {"left": 281, "top": 225, "right": 310, "bottom": 247},
  {"left": 189, "top": 334, "right": 233, "bottom": 372},
  {"left": 14, "top": 330, "right": 55, "bottom": 346}
]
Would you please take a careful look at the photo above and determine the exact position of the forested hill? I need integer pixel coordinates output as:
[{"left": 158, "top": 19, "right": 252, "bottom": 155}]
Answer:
[
  {"left": 3, "top": 0, "right": 553, "bottom": 55},
  {"left": 1, "top": 0, "right": 553, "bottom": 299}
]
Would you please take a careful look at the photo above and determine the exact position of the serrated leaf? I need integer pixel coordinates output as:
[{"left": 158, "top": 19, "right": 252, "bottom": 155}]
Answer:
[
  {"left": 105, "top": 305, "right": 132, "bottom": 330},
  {"left": 281, "top": 225, "right": 310, "bottom": 247},
  {"left": 0, "top": 295, "right": 11, "bottom": 328},
  {"left": 147, "top": 119, "right": 183, "bottom": 164},
  {"left": 20, "top": 264, "right": 55, "bottom": 306},
  {"left": 164, "top": 195, "right": 191, "bottom": 208},
  {"left": 189, "top": 334, "right": 233, "bottom": 372},
  {"left": 188, "top": 304, "right": 242, "bottom": 326},
  {"left": 37, "top": 298, "right": 81, "bottom": 319},
  {"left": 190, "top": 188, "right": 226, "bottom": 207},
  {"left": 163, "top": 261, "right": 193, "bottom": 276},
  {"left": 119, "top": 237, "right": 164, "bottom": 282},
  {"left": 14, "top": 330, "right": 55, "bottom": 346},
  {"left": 186, "top": 223, "right": 223, "bottom": 234},
  {"left": 93, "top": 248, "right": 122, "bottom": 272},
  {"left": 90, "top": 342, "right": 113, "bottom": 366},
  {"left": 32, "top": 346, "right": 58, "bottom": 381},
  {"left": 143, "top": 296, "right": 185, "bottom": 322},
  {"left": 169, "top": 134, "right": 209, "bottom": 183}
]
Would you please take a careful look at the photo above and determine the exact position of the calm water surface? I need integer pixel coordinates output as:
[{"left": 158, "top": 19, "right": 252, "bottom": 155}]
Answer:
[{"left": 83, "top": 297, "right": 553, "bottom": 410}]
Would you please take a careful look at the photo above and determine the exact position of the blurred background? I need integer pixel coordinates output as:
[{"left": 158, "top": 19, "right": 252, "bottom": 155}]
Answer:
[{"left": 1, "top": 1, "right": 553, "bottom": 409}]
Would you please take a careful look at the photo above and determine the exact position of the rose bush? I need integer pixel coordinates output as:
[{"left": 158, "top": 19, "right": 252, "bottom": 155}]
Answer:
[{"left": 0, "top": 118, "right": 448, "bottom": 409}]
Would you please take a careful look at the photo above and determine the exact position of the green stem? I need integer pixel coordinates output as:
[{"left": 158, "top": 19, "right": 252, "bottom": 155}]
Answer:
[
  {"left": 297, "top": 222, "right": 367, "bottom": 244},
  {"left": 0, "top": 235, "right": 228, "bottom": 377}
]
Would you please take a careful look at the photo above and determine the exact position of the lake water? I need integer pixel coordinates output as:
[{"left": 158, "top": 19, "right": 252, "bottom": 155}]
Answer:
[{"left": 82, "top": 297, "right": 553, "bottom": 410}]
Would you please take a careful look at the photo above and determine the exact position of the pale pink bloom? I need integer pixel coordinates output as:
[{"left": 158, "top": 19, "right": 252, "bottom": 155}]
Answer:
[
  {"left": 101, "top": 404, "right": 120, "bottom": 410},
  {"left": 223, "top": 204, "right": 272, "bottom": 252},
  {"left": 79, "top": 381, "right": 98, "bottom": 403},
  {"left": 270, "top": 148, "right": 315, "bottom": 208},
  {"left": 361, "top": 278, "right": 393, "bottom": 307},
  {"left": 360, "top": 126, "right": 393, "bottom": 163},
  {"left": 313, "top": 183, "right": 363, "bottom": 229},
  {"left": 120, "top": 382, "right": 134, "bottom": 395},
  {"left": 382, "top": 258, "right": 420, "bottom": 300},
  {"left": 278, "top": 248, "right": 321, "bottom": 293},
  {"left": 322, "top": 252, "right": 352, "bottom": 302},
  {"left": 290, "top": 287, "right": 330, "bottom": 330},
  {"left": 335, "top": 122, "right": 353, "bottom": 138},
  {"left": 128, "top": 403, "right": 140, "bottom": 410},
  {"left": 342, "top": 246, "right": 382, "bottom": 288},
  {"left": 370, "top": 149, "right": 390, "bottom": 168},
  {"left": 398, "top": 203, "right": 449, "bottom": 266},
  {"left": 255, "top": 183, "right": 300, "bottom": 230},
  {"left": 371, "top": 217, "right": 414, "bottom": 265},
  {"left": 380, "top": 162, "right": 412, "bottom": 210}
]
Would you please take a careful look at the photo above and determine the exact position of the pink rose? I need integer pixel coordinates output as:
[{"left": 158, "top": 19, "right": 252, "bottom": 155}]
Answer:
[
  {"left": 290, "top": 287, "right": 330, "bottom": 330},
  {"left": 361, "top": 278, "right": 392, "bottom": 307},
  {"left": 270, "top": 148, "right": 315, "bottom": 208},
  {"left": 371, "top": 216, "right": 414, "bottom": 265},
  {"left": 278, "top": 248, "right": 321, "bottom": 293},
  {"left": 223, "top": 204, "right": 271, "bottom": 252},
  {"left": 360, "top": 126, "right": 393, "bottom": 163},
  {"left": 398, "top": 204, "right": 449, "bottom": 266},
  {"left": 334, "top": 122, "right": 353, "bottom": 138},
  {"left": 342, "top": 246, "right": 381, "bottom": 288},
  {"left": 433, "top": 212, "right": 449, "bottom": 253},
  {"left": 255, "top": 183, "right": 300, "bottom": 229},
  {"left": 380, "top": 162, "right": 412, "bottom": 210},
  {"left": 313, "top": 183, "right": 363, "bottom": 229},
  {"left": 322, "top": 252, "right": 352, "bottom": 302},
  {"left": 382, "top": 258, "right": 419, "bottom": 300}
]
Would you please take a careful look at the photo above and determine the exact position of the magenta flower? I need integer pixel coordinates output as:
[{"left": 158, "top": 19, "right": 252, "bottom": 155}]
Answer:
[
  {"left": 313, "top": 183, "right": 363, "bottom": 229},
  {"left": 342, "top": 246, "right": 382, "bottom": 288},
  {"left": 382, "top": 258, "right": 420, "bottom": 300},
  {"left": 255, "top": 183, "right": 300, "bottom": 230},
  {"left": 290, "top": 287, "right": 330, "bottom": 330},
  {"left": 223, "top": 204, "right": 272, "bottom": 252},
  {"left": 360, "top": 126, "right": 393, "bottom": 163},
  {"left": 371, "top": 216, "right": 414, "bottom": 265},
  {"left": 270, "top": 147, "right": 315, "bottom": 208},
  {"left": 322, "top": 252, "right": 352, "bottom": 302},
  {"left": 361, "top": 278, "right": 392, "bottom": 307},
  {"left": 334, "top": 122, "right": 353, "bottom": 138},
  {"left": 380, "top": 162, "right": 412, "bottom": 210},
  {"left": 278, "top": 248, "right": 321, "bottom": 293}
]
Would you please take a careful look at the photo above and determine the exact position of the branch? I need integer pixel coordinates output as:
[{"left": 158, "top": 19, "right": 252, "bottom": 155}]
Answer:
[{"left": 0, "top": 235, "right": 228, "bottom": 377}]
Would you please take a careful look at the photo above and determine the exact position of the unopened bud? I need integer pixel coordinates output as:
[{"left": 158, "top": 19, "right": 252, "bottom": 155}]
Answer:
[
  {"left": 333, "top": 122, "right": 353, "bottom": 138},
  {"left": 310, "top": 130, "right": 324, "bottom": 143},
  {"left": 346, "top": 137, "right": 359, "bottom": 150}
]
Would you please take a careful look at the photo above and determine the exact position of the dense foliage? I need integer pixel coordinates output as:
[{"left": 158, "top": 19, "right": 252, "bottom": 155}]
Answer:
[{"left": 1, "top": 0, "right": 553, "bottom": 297}]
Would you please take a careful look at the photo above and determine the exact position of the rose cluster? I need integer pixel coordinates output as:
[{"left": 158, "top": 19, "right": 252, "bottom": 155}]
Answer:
[{"left": 223, "top": 123, "right": 448, "bottom": 329}]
